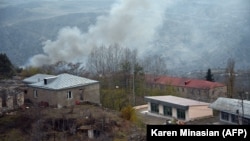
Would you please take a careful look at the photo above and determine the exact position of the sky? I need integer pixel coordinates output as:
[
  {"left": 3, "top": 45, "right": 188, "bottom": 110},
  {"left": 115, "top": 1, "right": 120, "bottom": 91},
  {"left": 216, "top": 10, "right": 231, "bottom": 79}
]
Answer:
[{"left": 1, "top": 0, "right": 250, "bottom": 73}]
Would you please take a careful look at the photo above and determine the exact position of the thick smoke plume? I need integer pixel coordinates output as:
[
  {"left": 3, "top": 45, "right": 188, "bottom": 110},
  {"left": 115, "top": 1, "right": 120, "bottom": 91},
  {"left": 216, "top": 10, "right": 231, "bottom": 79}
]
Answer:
[{"left": 28, "top": 0, "right": 170, "bottom": 67}]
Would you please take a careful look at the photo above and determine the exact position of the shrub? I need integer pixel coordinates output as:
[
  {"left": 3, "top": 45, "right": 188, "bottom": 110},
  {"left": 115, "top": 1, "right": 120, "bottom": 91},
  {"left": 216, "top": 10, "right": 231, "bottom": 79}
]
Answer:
[{"left": 120, "top": 105, "right": 137, "bottom": 122}]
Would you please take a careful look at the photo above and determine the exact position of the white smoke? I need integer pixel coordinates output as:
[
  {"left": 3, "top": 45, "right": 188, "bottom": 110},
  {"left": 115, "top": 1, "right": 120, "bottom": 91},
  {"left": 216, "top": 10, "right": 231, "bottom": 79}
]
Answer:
[{"left": 28, "top": 0, "right": 171, "bottom": 67}]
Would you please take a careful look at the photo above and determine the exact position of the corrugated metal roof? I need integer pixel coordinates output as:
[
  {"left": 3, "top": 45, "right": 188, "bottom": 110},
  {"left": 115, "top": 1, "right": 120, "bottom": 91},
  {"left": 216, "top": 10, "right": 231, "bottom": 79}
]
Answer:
[
  {"left": 22, "top": 74, "right": 55, "bottom": 84},
  {"left": 27, "top": 73, "right": 98, "bottom": 90},
  {"left": 145, "top": 95, "right": 210, "bottom": 107},
  {"left": 145, "top": 75, "right": 225, "bottom": 89},
  {"left": 209, "top": 97, "right": 250, "bottom": 118}
]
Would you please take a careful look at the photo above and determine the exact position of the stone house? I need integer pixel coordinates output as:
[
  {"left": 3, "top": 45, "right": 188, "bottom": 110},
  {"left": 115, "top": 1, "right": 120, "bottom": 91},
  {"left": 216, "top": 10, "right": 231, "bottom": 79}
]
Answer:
[
  {"left": 0, "top": 92, "right": 24, "bottom": 113},
  {"left": 145, "top": 75, "right": 227, "bottom": 103},
  {"left": 144, "top": 95, "right": 213, "bottom": 122},
  {"left": 22, "top": 73, "right": 100, "bottom": 108}
]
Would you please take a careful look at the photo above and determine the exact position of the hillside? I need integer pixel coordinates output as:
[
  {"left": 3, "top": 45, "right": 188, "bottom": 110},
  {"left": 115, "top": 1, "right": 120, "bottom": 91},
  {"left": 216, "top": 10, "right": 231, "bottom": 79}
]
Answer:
[{"left": 0, "top": 104, "right": 146, "bottom": 141}]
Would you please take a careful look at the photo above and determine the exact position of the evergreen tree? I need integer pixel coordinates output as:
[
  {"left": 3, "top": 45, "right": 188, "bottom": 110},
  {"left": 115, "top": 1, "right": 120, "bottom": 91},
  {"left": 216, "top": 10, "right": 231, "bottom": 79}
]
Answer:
[
  {"left": 0, "top": 53, "right": 15, "bottom": 78},
  {"left": 205, "top": 68, "right": 214, "bottom": 82}
]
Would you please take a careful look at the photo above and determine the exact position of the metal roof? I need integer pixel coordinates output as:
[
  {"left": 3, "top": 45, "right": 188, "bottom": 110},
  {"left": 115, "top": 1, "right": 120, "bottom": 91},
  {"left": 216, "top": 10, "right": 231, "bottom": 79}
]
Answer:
[
  {"left": 209, "top": 97, "right": 250, "bottom": 118},
  {"left": 22, "top": 74, "right": 55, "bottom": 84},
  {"left": 26, "top": 73, "right": 98, "bottom": 90}
]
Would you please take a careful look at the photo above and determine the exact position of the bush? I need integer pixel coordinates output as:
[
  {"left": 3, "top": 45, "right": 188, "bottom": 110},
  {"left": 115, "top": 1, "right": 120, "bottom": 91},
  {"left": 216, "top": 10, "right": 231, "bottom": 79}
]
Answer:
[{"left": 120, "top": 105, "right": 137, "bottom": 122}]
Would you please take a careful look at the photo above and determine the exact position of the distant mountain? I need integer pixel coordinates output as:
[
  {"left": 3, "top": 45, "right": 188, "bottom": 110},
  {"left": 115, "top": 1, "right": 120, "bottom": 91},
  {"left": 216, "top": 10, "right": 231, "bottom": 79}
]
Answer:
[
  {"left": 0, "top": 12, "right": 101, "bottom": 66},
  {"left": 1, "top": 0, "right": 250, "bottom": 74},
  {"left": 0, "top": 0, "right": 113, "bottom": 66}
]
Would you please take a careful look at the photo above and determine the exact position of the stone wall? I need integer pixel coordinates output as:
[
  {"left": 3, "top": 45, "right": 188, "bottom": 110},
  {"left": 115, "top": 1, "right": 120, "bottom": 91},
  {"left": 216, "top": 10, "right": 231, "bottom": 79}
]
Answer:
[
  {"left": 26, "top": 83, "right": 100, "bottom": 108},
  {"left": 150, "top": 84, "right": 227, "bottom": 103}
]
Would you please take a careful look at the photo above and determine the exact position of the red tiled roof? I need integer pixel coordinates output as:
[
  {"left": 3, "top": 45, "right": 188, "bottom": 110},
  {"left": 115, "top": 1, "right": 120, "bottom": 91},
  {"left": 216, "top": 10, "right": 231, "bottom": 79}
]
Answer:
[{"left": 145, "top": 75, "right": 225, "bottom": 89}]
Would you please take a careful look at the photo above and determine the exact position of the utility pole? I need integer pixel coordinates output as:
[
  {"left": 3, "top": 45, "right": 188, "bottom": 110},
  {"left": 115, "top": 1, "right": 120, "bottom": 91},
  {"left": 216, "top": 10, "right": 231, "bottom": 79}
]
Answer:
[
  {"left": 238, "top": 90, "right": 247, "bottom": 124},
  {"left": 132, "top": 70, "right": 135, "bottom": 106}
]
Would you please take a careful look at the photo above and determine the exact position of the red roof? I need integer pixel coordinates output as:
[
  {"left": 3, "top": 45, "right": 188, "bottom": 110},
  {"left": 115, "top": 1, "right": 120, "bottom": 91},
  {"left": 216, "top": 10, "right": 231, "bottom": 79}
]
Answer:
[{"left": 145, "top": 75, "right": 225, "bottom": 89}]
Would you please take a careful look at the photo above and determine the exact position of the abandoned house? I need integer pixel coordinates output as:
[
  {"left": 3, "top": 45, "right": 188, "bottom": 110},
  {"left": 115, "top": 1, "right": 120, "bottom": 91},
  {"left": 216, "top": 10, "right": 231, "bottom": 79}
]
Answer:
[
  {"left": 145, "top": 75, "right": 227, "bottom": 102},
  {"left": 144, "top": 95, "right": 213, "bottom": 122},
  {"left": 0, "top": 79, "right": 24, "bottom": 114},
  {"left": 22, "top": 73, "right": 100, "bottom": 108}
]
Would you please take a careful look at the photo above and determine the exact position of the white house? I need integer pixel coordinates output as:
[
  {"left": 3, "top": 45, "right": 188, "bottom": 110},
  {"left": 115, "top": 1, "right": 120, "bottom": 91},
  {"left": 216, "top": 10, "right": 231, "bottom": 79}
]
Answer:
[{"left": 144, "top": 95, "right": 213, "bottom": 122}]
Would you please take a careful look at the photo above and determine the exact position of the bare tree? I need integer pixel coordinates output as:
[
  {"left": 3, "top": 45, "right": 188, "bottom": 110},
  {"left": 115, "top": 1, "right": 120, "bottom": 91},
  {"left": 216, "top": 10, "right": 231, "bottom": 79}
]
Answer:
[
  {"left": 87, "top": 45, "right": 108, "bottom": 76},
  {"left": 141, "top": 54, "right": 168, "bottom": 76},
  {"left": 106, "top": 43, "right": 124, "bottom": 73},
  {"left": 225, "top": 58, "right": 236, "bottom": 98}
]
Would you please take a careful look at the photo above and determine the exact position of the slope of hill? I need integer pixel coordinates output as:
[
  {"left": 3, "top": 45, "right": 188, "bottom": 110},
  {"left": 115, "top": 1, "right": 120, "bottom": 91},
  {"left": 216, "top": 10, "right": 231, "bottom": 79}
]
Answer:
[{"left": 0, "top": 104, "right": 146, "bottom": 141}]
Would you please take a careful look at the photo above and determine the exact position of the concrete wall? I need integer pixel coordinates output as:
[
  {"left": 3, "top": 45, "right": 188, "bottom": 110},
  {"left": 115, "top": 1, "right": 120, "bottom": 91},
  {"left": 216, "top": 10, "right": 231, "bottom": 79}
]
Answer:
[
  {"left": 181, "top": 86, "right": 227, "bottom": 103},
  {"left": 188, "top": 105, "right": 213, "bottom": 120},
  {"left": 174, "top": 86, "right": 227, "bottom": 103},
  {"left": 6, "top": 96, "right": 13, "bottom": 110},
  {"left": 16, "top": 93, "right": 24, "bottom": 107},
  {"left": 25, "top": 83, "right": 100, "bottom": 107},
  {"left": 147, "top": 101, "right": 212, "bottom": 122}
]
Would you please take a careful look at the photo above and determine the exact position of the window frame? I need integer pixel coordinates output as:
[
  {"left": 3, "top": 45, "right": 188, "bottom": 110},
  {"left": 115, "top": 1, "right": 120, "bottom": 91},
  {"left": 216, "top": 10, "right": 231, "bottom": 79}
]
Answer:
[
  {"left": 231, "top": 114, "right": 239, "bottom": 124},
  {"left": 67, "top": 90, "right": 73, "bottom": 99},
  {"left": 33, "top": 89, "right": 38, "bottom": 98},
  {"left": 150, "top": 103, "right": 159, "bottom": 113},
  {"left": 163, "top": 105, "right": 172, "bottom": 116},
  {"left": 221, "top": 111, "right": 229, "bottom": 121},
  {"left": 177, "top": 108, "right": 186, "bottom": 120}
]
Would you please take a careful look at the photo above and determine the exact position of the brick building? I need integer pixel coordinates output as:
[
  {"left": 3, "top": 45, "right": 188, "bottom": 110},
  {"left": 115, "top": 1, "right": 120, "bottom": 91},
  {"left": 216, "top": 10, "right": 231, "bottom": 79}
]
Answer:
[{"left": 145, "top": 75, "right": 227, "bottom": 103}]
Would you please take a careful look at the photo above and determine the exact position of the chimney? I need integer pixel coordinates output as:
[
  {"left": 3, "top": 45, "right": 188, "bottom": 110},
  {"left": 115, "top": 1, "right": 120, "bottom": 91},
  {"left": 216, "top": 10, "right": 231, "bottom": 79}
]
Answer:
[{"left": 184, "top": 80, "right": 191, "bottom": 85}]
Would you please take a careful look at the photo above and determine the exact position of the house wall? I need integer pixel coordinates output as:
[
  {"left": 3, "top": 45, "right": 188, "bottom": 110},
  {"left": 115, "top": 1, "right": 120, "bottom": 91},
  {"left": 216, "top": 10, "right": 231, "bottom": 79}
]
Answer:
[
  {"left": 6, "top": 96, "right": 14, "bottom": 110},
  {"left": 147, "top": 101, "right": 212, "bottom": 122},
  {"left": 16, "top": 92, "right": 24, "bottom": 107},
  {"left": 25, "top": 83, "right": 100, "bottom": 107},
  {"left": 218, "top": 111, "right": 250, "bottom": 125},
  {"left": 159, "top": 105, "right": 163, "bottom": 115},
  {"left": 151, "top": 84, "right": 227, "bottom": 103},
  {"left": 147, "top": 101, "right": 188, "bottom": 121},
  {"left": 147, "top": 102, "right": 151, "bottom": 111},
  {"left": 188, "top": 105, "right": 213, "bottom": 120},
  {"left": 82, "top": 83, "right": 100, "bottom": 104}
]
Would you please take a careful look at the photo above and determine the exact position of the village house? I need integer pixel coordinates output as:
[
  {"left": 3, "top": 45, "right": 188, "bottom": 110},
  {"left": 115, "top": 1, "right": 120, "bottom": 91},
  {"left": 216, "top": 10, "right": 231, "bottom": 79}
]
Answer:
[
  {"left": 209, "top": 97, "right": 250, "bottom": 125},
  {"left": 22, "top": 73, "right": 100, "bottom": 108},
  {"left": 145, "top": 75, "right": 227, "bottom": 103},
  {"left": 0, "top": 78, "right": 25, "bottom": 115},
  {"left": 144, "top": 95, "right": 213, "bottom": 122}
]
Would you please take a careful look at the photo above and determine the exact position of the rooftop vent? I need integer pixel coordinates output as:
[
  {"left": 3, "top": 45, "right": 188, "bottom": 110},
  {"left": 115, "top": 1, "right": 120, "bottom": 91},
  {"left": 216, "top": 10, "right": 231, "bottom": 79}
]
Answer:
[
  {"left": 184, "top": 80, "right": 191, "bottom": 85},
  {"left": 44, "top": 76, "right": 57, "bottom": 85}
]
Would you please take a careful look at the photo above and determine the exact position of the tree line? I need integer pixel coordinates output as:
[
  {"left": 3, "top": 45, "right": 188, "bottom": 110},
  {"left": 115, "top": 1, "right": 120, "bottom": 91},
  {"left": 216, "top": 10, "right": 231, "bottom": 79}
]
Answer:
[{"left": 0, "top": 45, "right": 243, "bottom": 110}]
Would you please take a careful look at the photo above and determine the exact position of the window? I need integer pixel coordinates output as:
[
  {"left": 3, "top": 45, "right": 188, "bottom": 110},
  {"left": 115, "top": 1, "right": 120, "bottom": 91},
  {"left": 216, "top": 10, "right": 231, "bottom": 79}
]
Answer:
[
  {"left": 163, "top": 106, "right": 172, "bottom": 116},
  {"left": 177, "top": 109, "right": 185, "bottom": 120},
  {"left": 221, "top": 112, "right": 229, "bottom": 121},
  {"left": 33, "top": 90, "right": 38, "bottom": 98},
  {"left": 243, "top": 118, "right": 250, "bottom": 125},
  {"left": 150, "top": 103, "right": 159, "bottom": 113},
  {"left": 231, "top": 114, "right": 239, "bottom": 123},
  {"left": 67, "top": 91, "right": 73, "bottom": 99}
]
